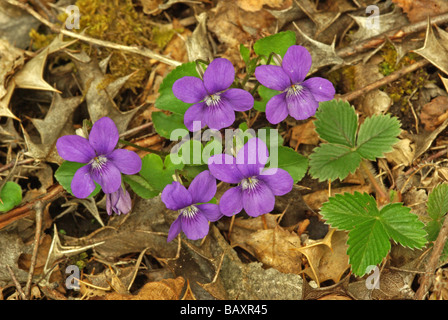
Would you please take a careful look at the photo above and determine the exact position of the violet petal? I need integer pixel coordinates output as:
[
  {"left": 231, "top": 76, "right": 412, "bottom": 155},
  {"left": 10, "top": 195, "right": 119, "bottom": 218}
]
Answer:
[
  {"left": 203, "top": 58, "right": 235, "bottom": 94},
  {"left": 254, "top": 65, "right": 291, "bottom": 91},
  {"left": 89, "top": 117, "right": 119, "bottom": 155},
  {"left": 286, "top": 87, "right": 319, "bottom": 120},
  {"left": 91, "top": 160, "right": 122, "bottom": 194},
  {"left": 265, "top": 92, "right": 289, "bottom": 124},
  {"left": 236, "top": 137, "right": 269, "bottom": 178},
  {"left": 188, "top": 170, "right": 217, "bottom": 204},
  {"left": 161, "top": 181, "right": 193, "bottom": 211},
  {"left": 108, "top": 149, "right": 142, "bottom": 175},
  {"left": 197, "top": 203, "right": 222, "bottom": 222},
  {"left": 167, "top": 216, "right": 182, "bottom": 242},
  {"left": 221, "top": 88, "right": 254, "bottom": 112},
  {"left": 282, "top": 45, "right": 312, "bottom": 84},
  {"left": 242, "top": 180, "right": 275, "bottom": 217},
  {"left": 56, "top": 135, "right": 95, "bottom": 163},
  {"left": 184, "top": 102, "right": 207, "bottom": 132},
  {"left": 259, "top": 168, "right": 293, "bottom": 196},
  {"left": 181, "top": 212, "right": 210, "bottom": 241},
  {"left": 71, "top": 164, "right": 96, "bottom": 199},
  {"left": 302, "top": 77, "right": 335, "bottom": 102},
  {"left": 208, "top": 154, "right": 244, "bottom": 184},
  {"left": 219, "top": 186, "right": 243, "bottom": 216},
  {"left": 203, "top": 98, "right": 235, "bottom": 131},
  {"left": 172, "top": 76, "right": 207, "bottom": 103}
]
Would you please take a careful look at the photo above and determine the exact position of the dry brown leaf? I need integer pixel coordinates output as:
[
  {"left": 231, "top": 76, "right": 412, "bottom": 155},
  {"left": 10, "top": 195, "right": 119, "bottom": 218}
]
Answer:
[
  {"left": 237, "top": 0, "right": 292, "bottom": 12},
  {"left": 289, "top": 120, "right": 319, "bottom": 149},
  {"left": 17, "top": 234, "right": 52, "bottom": 275},
  {"left": 297, "top": 229, "right": 350, "bottom": 285},
  {"left": 302, "top": 184, "right": 372, "bottom": 211},
  {"left": 392, "top": 0, "right": 448, "bottom": 23},
  {"left": 414, "top": 21, "right": 448, "bottom": 76},
  {"left": 245, "top": 226, "right": 302, "bottom": 274},
  {"left": 0, "top": 38, "right": 24, "bottom": 100},
  {"left": 384, "top": 137, "right": 415, "bottom": 167},
  {"left": 419, "top": 95, "right": 448, "bottom": 131},
  {"left": 106, "top": 277, "right": 185, "bottom": 300}
]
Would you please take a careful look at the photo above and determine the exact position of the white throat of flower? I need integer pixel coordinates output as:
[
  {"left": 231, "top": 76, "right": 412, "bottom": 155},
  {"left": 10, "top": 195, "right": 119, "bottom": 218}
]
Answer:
[
  {"left": 180, "top": 205, "right": 199, "bottom": 218},
  {"left": 204, "top": 94, "right": 221, "bottom": 107},
  {"left": 241, "top": 177, "right": 259, "bottom": 191},
  {"left": 285, "top": 84, "right": 304, "bottom": 98},
  {"left": 90, "top": 155, "right": 108, "bottom": 172}
]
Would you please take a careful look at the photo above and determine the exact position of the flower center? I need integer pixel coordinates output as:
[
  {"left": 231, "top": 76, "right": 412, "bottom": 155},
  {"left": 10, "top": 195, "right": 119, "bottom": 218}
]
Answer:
[
  {"left": 204, "top": 94, "right": 221, "bottom": 107},
  {"left": 90, "top": 155, "right": 108, "bottom": 171},
  {"left": 241, "top": 177, "right": 259, "bottom": 191},
  {"left": 285, "top": 84, "right": 304, "bottom": 98},
  {"left": 180, "top": 205, "right": 199, "bottom": 218}
]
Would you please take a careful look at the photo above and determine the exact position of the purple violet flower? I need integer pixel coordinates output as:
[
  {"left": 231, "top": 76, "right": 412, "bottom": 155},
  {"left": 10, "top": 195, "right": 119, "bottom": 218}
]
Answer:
[
  {"left": 106, "top": 187, "right": 132, "bottom": 215},
  {"left": 208, "top": 137, "right": 293, "bottom": 217},
  {"left": 162, "top": 170, "right": 222, "bottom": 242},
  {"left": 56, "top": 117, "right": 142, "bottom": 199},
  {"left": 172, "top": 58, "right": 254, "bottom": 131},
  {"left": 255, "top": 45, "right": 335, "bottom": 124}
]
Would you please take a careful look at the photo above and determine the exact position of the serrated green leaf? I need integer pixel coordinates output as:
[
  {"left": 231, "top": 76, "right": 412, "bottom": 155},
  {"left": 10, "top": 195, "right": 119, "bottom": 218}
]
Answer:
[
  {"left": 320, "top": 192, "right": 379, "bottom": 230},
  {"left": 380, "top": 203, "right": 427, "bottom": 248},
  {"left": 54, "top": 161, "right": 101, "bottom": 198},
  {"left": 347, "top": 219, "right": 391, "bottom": 277},
  {"left": 123, "top": 174, "right": 159, "bottom": 199},
  {"left": 356, "top": 114, "right": 401, "bottom": 160},
  {"left": 152, "top": 111, "right": 187, "bottom": 139},
  {"left": 425, "top": 183, "right": 448, "bottom": 242},
  {"left": 427, "top": 183, "right": 448, "bottom": 220},
  {"left": 314, "top": 100, "right": 358, "bottom": 147},
  {"left": 0, "top": 181, "right": 22, "bottom": 212},
  {"left": 155, "top": 62, "right": 199, "bottom": 114},
  {"left": 253, "top": 30, "right": 296, "bottom": 58},
  {"left": 320, "top": 192, "right": 427, "bottom": 276},
  {"left": 308, "top": 143, "right": 361, "bottom": 182},
  {"left": 270, "top": 146, "right": 308, "bottom": 183}
]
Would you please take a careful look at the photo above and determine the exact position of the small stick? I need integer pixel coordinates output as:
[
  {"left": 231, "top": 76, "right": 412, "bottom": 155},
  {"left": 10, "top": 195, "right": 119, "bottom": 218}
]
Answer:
[
  {"left": 24, "top": 201, "right": 44, "bottom": 299},
  {"left": 0, "top": 184, "right": 64, "bottom": 230},
  {"left": 6, "top": 266, "right": 27, "bottom": 300},
  {"left": 338, "top": 59, "right": 429, "bottom": 102},
  {"left": 4, "top": 0, "right": 182, "bottom": 67},
  {"left": 336, "top": 13, "right": 448, "bottom": 59},
  {"left": 414, "top": 212, "right": 448, "bottom": 300}
]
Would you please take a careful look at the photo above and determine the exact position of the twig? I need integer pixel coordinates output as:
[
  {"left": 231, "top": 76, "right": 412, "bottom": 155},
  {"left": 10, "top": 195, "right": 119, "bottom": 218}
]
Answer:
[
  {"left": 6, "top": 266, "right": 27, "bottom": 300},
  {"left": 0, "top": 184, "right": 64, "bottom": 230},
  {"left": 24, "top": 201, "right": 44, "bottom": 299},
  {"left": 4, "top": 0, "right": 182, "bottom": 67},
  {"left": 414, "top": 212, "right": 448, "bottom": 300},
  {"left": 336, "top": 13, "right": 448, "bottom": 59},
  {"left": 0, "top": 158, "right": 36, "bottom": 174},
  {"left": 338, "top": 59, "right": 429, "bottom": 102},
  {"left": 119, "top": 122, "right": 153, "bottom": 139},
  {"left": 360, "top": 160, "right": 389, "bottom": 205}
]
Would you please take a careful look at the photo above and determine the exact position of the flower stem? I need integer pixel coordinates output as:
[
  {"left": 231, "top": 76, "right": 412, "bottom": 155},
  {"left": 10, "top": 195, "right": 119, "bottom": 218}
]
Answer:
[
  {"left": 118, "top": 139, "right": 167, "bottom": 157},
  {"left": 360, "top": 160, "right": 389, "bottom": 205}
]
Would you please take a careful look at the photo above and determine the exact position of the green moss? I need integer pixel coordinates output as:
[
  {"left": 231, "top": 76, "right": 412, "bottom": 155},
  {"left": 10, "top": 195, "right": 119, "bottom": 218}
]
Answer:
[
  {"left": 378, "top": 44, "right": 428, "bottom": 106},
  {"left": 30, "top": 0, "right": 164, "bottom": 92}
]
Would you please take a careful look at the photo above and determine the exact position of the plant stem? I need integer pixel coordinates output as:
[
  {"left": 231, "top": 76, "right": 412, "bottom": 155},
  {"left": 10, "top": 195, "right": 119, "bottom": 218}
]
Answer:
[
  {"left": 360, "top": 160, "right": 389, "bottom": 205},
  {"left": 118, "top": 139, "right": 167, "bottom": 157}
]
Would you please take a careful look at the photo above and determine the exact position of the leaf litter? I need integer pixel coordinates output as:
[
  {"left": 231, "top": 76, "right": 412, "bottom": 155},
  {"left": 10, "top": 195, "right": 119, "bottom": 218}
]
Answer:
[{"left": 1, "top": 0, "right": 448, "bottom": 302}]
